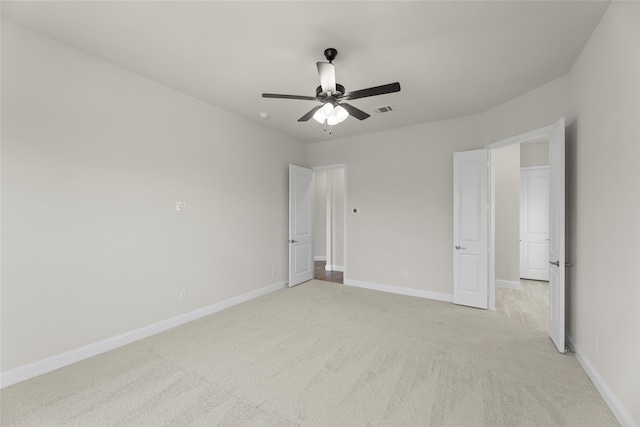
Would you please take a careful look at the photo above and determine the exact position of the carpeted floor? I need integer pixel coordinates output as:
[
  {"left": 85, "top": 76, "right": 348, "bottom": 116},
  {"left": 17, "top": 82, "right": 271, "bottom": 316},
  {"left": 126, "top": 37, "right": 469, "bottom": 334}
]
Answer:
[{"left": 0, "top": 280, "right": 616, "bottom": 426}]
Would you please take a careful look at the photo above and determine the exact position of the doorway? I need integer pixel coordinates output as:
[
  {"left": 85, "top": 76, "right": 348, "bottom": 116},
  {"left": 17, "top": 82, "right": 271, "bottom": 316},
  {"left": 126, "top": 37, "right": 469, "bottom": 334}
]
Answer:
[
  {"left": 485, "top": 117, "right": 566, "bottom": 352},
  {"left": 493, "top": 140, "right": 550, "bottom": 330},
  {"left": 493, "top": 139, "right": 550, "bottom": 288},
  {"left": 312, "top": 164, "right": 346, "bottom": 284}
]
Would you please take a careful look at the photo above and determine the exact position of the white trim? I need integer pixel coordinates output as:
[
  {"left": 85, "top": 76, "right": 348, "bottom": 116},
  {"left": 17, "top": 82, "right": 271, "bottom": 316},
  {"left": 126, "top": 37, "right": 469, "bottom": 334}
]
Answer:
[
  {"left": 314, "top": 256, "right": 327, "bottom": 261},
  {"left": 488, "top": 149, "right": 496, "bottom": 310},
  {"left": 495, "top": 279, "right": 521, "bottom": 289},
  {"left": 485, "top": 125, "right": 554, "bottom": 150},
  {"left": 0, "top": 281, "right": 287, "bottom": 389},
  {"left": 312, "top": 163, "right": 347, "bottom": 172},
  {"left": 566, "top": 335, "right": 637, "bottom": 427},
  {"left": 325, "top": 265, "right": 344, "bottom": 272},
  {"left": 520, "top": 165, "right": 549, "bottom": 171},
  {"left": 345, "top": 279, "right": 453, "bottom": 303}
]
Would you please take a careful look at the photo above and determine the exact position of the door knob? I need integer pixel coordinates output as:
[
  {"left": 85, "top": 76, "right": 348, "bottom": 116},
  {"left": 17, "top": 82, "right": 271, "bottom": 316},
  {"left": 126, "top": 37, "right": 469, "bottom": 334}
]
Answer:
[
  {"left": 455, "top": 246, "right": 466, "bottom": 250},
  {"left": 549, "top": 260, "right": 560, "bottom": 267},
  {"left": 289, "top": 239, "right": 298, "bottom": 244}
]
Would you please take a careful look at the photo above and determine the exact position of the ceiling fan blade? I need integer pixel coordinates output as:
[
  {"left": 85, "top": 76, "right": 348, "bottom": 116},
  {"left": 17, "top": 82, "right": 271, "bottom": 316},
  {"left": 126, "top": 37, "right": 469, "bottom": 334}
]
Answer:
[
  {"left": 344, "top": 82, "right": 401, "bottom": 100},
  {"left": 340, "top": 103, "right": 370, "bottom": 120},
  {"left": 317, "top": 62, "right": 336, "bottom": 94},
  {"left": 298, "top": 105, "right": 323, "bottom": 122},
  {"left": 262, "top": 93, "right": 317, "bottom": 101}
]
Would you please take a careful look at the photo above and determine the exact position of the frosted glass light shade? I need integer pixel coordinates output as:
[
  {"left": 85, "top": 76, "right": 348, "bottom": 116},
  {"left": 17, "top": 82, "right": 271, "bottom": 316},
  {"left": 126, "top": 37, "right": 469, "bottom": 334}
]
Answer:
[{"left": 313, "top": 103, "right": 349, "bottom": 124}]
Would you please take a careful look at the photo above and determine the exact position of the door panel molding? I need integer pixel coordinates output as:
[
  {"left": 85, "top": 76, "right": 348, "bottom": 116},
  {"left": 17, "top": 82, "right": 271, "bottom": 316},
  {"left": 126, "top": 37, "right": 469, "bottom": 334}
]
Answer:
[
  {"left": 289, "top": 165, "right": 314, "bottom": 287},
  {"left": 453, "top": 149, "right": 489, "bottom": 309}
]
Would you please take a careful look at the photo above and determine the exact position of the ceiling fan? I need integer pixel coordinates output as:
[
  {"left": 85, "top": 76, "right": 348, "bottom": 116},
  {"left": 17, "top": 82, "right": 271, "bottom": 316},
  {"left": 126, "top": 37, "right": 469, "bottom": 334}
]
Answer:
[{"left": 262, "top": 48, "right": 401, "bottom": 127}]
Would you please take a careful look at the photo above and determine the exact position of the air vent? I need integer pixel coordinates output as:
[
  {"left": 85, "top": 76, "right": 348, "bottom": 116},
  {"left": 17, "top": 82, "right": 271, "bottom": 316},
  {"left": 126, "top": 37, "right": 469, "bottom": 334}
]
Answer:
[{"left": 373, "top": 105, "right": 394, "bottom": 114}]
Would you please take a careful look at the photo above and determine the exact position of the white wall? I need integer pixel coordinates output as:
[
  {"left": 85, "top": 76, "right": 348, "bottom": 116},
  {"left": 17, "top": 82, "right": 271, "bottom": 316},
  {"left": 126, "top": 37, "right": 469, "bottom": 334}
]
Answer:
[
  {"left": 494, "top": 143, "right": 520, "bottom": 283},
  {"left": 1, "top": 21, "right": 307, "bottom": 371},
  {"left": 567, "top": 2, "right": 640, "bottom": 424}
]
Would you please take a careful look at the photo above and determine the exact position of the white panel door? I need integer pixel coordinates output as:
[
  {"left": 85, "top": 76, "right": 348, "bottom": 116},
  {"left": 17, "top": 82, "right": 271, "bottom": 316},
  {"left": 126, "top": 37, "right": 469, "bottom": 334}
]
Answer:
[
  {"left": 520, "top": 167, "right": 550, "bottom": 281},
  {"left": 548, "top": 118, "right": 566, "bottom": 353},
  {"left": 453, "top": 149, "right": 489, "bottom": 309},
  {"left": 289, "top": 165, "right": 314, "bottom": 287}
]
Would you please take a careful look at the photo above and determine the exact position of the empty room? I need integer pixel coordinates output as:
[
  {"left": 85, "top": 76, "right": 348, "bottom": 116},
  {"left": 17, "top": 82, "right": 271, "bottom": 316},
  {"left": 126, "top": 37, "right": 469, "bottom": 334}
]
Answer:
[{"left": 1, "top": 1, "right": 638, "bottom": 426}]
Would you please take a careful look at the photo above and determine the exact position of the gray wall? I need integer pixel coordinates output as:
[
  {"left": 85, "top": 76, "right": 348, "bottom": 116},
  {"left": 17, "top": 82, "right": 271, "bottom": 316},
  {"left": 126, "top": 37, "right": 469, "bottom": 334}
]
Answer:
[
  {"left": 521, "top": 141, "right": 549, "bottom": 167},
  {"left": 308, "top": 76, "right": 569, "bottom": 296},
  {"left": 313, "top": 168, "right": 344, "bottom": 270},
  {"left": 1, "top": 21, "right": 307, "bottom": 370},
  {"left": 313, "top": 170, "right": 328, "bottom": 259},
  {"left": 567, "top": 2, "right": 639, "bottom": 423},
  {"left": 494, "top": 143, "right": 521, "bottom": 283}
]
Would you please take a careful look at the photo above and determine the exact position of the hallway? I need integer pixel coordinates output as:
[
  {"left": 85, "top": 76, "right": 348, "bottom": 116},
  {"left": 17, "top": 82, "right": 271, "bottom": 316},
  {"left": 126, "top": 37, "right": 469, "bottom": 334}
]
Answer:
[{"left": 314, "top": 261, "right": 343, "bottom": 284}]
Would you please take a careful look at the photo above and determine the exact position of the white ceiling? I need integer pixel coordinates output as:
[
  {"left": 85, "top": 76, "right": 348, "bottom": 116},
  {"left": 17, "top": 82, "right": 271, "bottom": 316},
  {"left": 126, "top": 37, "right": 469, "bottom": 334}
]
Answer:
[{"left": 1, "top": 1, "right": 610, "bottom": 143}]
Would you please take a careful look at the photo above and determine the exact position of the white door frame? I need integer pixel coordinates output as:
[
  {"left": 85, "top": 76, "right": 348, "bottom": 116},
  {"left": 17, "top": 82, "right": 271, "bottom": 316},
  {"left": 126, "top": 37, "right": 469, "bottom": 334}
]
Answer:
[
  {"left": 312, "top": 163, "right": 348, "bottom": 281},
  {"left": 485, "top": 122, "right": 560, "bottom": 310}
]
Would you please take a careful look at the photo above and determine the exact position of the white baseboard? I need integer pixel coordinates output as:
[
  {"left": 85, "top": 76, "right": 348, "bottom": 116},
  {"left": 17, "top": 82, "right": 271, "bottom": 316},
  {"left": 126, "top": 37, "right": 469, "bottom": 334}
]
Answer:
[
  {"left": 566, "top": 334, "right": 637, "bottom": 427},
  {"left": 495, "top": 279, "right": 521, "bottom": 289},
  {"left": 314, "top": 256, "right": 327, "bottom": 261},
  {"left": 325, "top": 265, "right": 344, "bottom": 272},
  {"left": 344, "top": 279, "right": 453, "bottom": 303},
  {"left": 0, "top": 280, "right": 287, "bottom": 389}
]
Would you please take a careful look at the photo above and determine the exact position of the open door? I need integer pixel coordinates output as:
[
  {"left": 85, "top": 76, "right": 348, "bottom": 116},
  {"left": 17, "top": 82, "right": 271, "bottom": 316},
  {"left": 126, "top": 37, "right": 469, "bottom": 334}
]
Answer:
[
  {"left": 289, "top": 165, "right": 314, "bottom": 287},
  {"left": 548, "top": 118, "right": 566, "bottom": 353},
  {"left": 453, "top": 149, "right": 489, "bottom": 309}
]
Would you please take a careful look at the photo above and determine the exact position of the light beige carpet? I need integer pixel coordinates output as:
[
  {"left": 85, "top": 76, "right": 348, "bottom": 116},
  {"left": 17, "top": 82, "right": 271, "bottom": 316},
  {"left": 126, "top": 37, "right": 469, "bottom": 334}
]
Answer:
[{"left": 1, "top": 280, "right": 617, "bottom": 426}]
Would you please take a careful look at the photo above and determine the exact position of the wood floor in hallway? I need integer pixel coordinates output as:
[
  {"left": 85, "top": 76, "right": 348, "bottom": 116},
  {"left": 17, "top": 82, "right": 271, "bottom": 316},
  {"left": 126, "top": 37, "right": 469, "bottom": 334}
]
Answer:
[{"left": 314, "top": 261, "right": 343, "bottom": 284}]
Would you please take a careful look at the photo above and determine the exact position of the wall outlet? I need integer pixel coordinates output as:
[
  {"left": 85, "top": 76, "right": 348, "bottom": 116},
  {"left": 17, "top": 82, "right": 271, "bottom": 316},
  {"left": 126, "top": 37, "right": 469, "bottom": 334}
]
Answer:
[
  {"left": 179, "top": 290, "right": 187, "bottom": 301},
  {"left": 176, "top": 201, "right": 187, "bottom": 211},
  {"left": 402, "top": 270, "right": 409, "bottom": 279}
]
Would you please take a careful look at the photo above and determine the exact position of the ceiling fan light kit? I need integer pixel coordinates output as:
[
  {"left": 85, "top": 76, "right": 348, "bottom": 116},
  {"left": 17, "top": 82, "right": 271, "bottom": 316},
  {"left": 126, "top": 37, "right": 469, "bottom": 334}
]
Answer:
[
  {"left": 313, "top": 103, "right": 348, "bottom": 125},
  {"left": 262, "top": 48, "right": 401, "bottom": 131}
]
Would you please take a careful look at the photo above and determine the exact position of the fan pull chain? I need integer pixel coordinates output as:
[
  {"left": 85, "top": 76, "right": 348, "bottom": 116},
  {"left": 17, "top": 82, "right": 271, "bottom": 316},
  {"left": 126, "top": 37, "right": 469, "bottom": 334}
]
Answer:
[{"left": 323, "top": 120, "right": 332, "bottom": 135}]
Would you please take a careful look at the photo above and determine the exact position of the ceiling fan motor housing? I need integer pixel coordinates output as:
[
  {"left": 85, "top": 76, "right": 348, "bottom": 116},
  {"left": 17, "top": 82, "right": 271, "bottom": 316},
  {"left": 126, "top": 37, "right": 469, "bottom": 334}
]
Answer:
[
  {"left": 316, "top": 83, "right": 345, "bottom": 99},
  {"left": 324, "top": 48, "right": 338, "bottom": 63}
]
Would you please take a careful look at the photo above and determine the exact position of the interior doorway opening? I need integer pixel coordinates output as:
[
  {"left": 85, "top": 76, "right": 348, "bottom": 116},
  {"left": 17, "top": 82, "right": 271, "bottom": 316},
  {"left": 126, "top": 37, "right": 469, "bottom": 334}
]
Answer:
[
  {"left": 491, "top": 138, "right": 552, "bottom": 337},
  {"left": 485, "top": 117, "right": 566, "bottom": 353},
  {"left": 312, "top": 164, "right": 346, "bottom": 284},
  {"left": 493, "top": 138, "right": 551, "bottom": 289}
]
